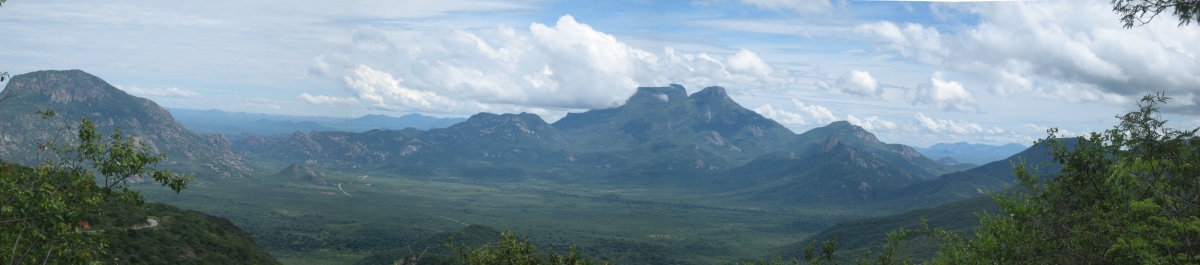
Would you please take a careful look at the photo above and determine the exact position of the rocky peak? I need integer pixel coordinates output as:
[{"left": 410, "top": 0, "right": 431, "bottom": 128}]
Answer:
[
  {"left": 627, "top": 85, "right": 688, "bottom": 104},
  {"left": 820, "top": 135, "right": 840, "bottom": 153},
  {"left": 2, "top": 70, "right": 120, "bottom": 104},
  {"left": 690, "top": 86, "right": 729, "bottom": 100},
  {"left": 820, "top": 121, "right": 881, "bottom": 145}
]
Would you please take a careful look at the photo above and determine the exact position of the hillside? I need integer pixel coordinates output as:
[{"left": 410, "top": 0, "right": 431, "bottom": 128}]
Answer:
[
  {"left": 0, "top": 70, "right": 250, "bottom": 178},
  {"left": 896, "top": 140, "right": 1063, "bottom": 209},
  {"left": 781, "top": 195, "right": 1000, "bottom": 262},
  {"left": 723, "top": 135, "right": 925, "bottom": 205},
  {"left": 85, "top": 201, "right": 280, "bottom": 264}
]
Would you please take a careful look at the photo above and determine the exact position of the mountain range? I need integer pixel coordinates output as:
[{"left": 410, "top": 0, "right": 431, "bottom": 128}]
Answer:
[
  {"left": 0, "top": 69, "right": 1049, "bottom": 210},
  {"left": 913, "top": 142, "right": 1028, "bottom": 165},
  {"left": 167, "top": 108, "right": 466, "bottom": 136}
]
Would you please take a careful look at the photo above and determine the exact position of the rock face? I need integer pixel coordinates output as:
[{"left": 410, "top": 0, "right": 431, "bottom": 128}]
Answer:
[
  {"left": 0, "top": 70, "right": 251, "bottom": 178},
  {"left": 937, "top": 157, "right": 960, "bottom": 165}
]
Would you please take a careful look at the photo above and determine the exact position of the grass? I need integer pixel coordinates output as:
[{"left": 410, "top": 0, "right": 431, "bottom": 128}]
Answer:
[{"left": 135, "top": 159, "right": 897, "bottom": 265}]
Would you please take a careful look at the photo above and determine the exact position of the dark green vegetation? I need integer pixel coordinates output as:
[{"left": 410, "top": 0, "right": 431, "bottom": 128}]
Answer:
[
  {"left": 791, "top": 94, "right": 1200, "bottom": 264},
  {"left": 1, "top": 70, "right": 1047, "bottom": 264},
  {"left": 87, "top": 201, "right": 281, "bottom": 264},
  {"left": 785, "top": 195, "right": 999, "bottom": 263},
  {"left": 925, "top": 94, "right": 1200, "bottom": 264},
  {"left": 0, "top": 108, "right": 192, "bottom": 263},
  {"left": 911, "top": 142, "right": 1026, "bottom": 166}
]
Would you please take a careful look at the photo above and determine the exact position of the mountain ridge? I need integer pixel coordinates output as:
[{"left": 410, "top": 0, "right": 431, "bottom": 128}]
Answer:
[{"left": 0, "top": 70, "right": 251, "bottom": 178}]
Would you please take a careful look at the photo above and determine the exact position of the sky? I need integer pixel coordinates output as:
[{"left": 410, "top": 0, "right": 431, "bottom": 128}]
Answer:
[{"left": 1, "top": 0, "right": 1198, "bottom": 148}]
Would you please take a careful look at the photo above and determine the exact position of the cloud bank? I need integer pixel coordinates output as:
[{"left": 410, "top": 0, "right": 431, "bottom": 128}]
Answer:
[
  {"left": 304, "top": 15, "right": 802, "bottom": 114},
  {"left": 856, "top": 0, "right": 1200, "bottom": 113}
]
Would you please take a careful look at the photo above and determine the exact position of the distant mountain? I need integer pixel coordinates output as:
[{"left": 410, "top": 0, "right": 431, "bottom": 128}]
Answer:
[
  {"left": 912, "top": 142, "right": 1028, "bottom": 165},
  {"left": 789, "top": 121, "right": 974, "bottom": 179},
  {"left": 168, "top": 108, "right": 466, "bottom": 135},
  {"left": 897, "top": 140, "right": 1063, "bottom": 209},
  {"left": 0, "top": 70, "right": 250, "bottom": 178},
  {"left": 724, "top": 135, "right": 926, "bottom": 205},
  {"left": 553, "top": 85, "right": 798, "bottom": 171},
  {"left": 236, "top": 84, "right": 964, "bottom": 196}
]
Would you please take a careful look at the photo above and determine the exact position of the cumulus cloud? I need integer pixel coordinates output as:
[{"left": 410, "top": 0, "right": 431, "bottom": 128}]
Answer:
[
  {"left": 754, "top": 104, "right": 807, "bottom": 127},
  {"left": 823, "top": 70, "right": 882, "bottom": 99},
  {"left": 912, "top": 72, "right": 979, "bottom": 112},
  {"left": 792, "top": 99, "right": 838, "bottom": 124},
  {"left": 912, "top": 113, "right": 983, "bottom": 134},
  {"left": 116, "top": 85, "right": 200, "bottom": 98},
  {"left": 846, "top": 114, "right": 897, "bottom": 131},
  {"left": 305, "top": 15, "right": 802, "bottom": 114},
  {"left": 855, "top": 0, "right": 1200, "bottom": 112},
  {"left": 299, "top": 93, "right": 359, "bottom": 107}
]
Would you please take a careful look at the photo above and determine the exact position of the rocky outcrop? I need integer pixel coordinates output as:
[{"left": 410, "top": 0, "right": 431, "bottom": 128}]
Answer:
[{"left": 0, "top": 70, "right": 251, "bottom": 178}]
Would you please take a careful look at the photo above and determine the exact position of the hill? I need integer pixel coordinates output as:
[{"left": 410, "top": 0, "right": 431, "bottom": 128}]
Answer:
[
  {"left": 781, "top": 195, "right": 1000, "bottom": 262},
  {"left": 0, "top": 70, "right": 250, "bottom": 178},
  {"left": 274, "top": 164, "right": 328, "bottom": 186},
  {"left": 723, "top": 135, "right": 926, "bottom": 206},
  {"left": 897, "top": 140, "right": 1063, "bottom": 209},
  {"left": 85, "top": 201, "right": 281, "bottom": 264}
]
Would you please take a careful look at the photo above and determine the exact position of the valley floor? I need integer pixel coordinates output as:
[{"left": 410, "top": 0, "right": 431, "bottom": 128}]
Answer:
[{"left": 136, "top": 161, "right": 888, "bottom": 265}]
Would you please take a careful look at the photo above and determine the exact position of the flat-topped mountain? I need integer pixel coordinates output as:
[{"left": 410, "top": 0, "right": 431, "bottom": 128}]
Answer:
[
  {"left": 552, "top": 85, "right": 798, "bottom": 171},
  {"left": 0, "top": 70, "right": 250, "bottom": 177}
]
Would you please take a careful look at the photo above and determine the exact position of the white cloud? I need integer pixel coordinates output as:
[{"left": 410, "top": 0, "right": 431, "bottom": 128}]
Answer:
[
  {"left": 855, "top": 0, "right": 1200, "bottom": 111},
  {"left": 854, "top": 21, "right": 945, "bottom": 65},
  {"left": 116, "top": 85, "right": 200, "bottom": 98},
  {"left": 846, "top": 114, "right": 897, "bottom": 131},
  {"left": 754, "top": 104, "right": 807, "bottom": 127},
  {"left": 792, "top": 99, "right": 838, "bottom": 124},
  {"left": 913, "top": 113, "right": 983, "bottom": 134},
  {"left": 912, "top": 71, "right": 979, "bottom": 112},
  {"left": 299, "top": 93, "right": 359, "bottom": 107},
  {"left": 306, "top": 15, "right": 803, "bottom": 114},
  {"left": 827, "top": 70, "right": 881, "bottom": 99},
  {"left": 727, "top": 48, "right": 773, "bottom": 76}
]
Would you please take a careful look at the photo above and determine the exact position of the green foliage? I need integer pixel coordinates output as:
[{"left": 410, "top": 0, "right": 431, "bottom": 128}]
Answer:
[
  {"left": 97, "top": 202, "right": 281, "bottom": 264},
  {"left": 445, "top": 230, "right": 613, "bottom": 265},
  {"left": 784, "top": 195, "right": 1000, "bottom": 262},
  {"left": 1113, "top": 0, "right": 1200, "bottom": 28},
  {"left": 924, "top": 93, "right": 1200, "bottom": 264},
  {"left": 0, "top": 110, "right": 192, "bottom": 264}
]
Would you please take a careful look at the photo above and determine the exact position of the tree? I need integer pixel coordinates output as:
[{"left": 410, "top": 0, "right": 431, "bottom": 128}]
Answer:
[
  {"left": 0, "top": 110, "right": 192, "bottom": 264},
  {"left": 1112, "top": 0, "right": 1200, "bottom": 28},
  {"left": 445, "top": 230, "right": 613, "bottom": 265},
  {"left": 917, "top": 94, "right": 1200, "bottom": 264}
]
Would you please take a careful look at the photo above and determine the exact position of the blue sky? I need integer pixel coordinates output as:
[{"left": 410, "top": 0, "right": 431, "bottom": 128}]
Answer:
[{"left": 1, "top": 0, "right": 1198, "bottom": 147}]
